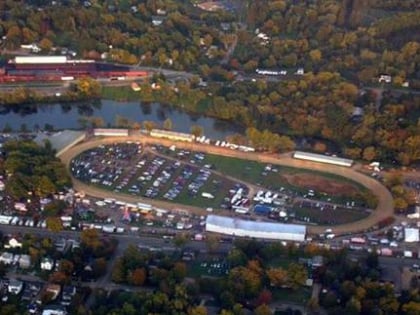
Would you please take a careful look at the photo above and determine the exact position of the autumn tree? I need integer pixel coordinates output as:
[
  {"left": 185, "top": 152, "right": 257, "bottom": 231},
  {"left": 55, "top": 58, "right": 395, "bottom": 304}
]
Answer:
[
  {"left": 129, "top": 268, "right": 146, "bottom": 286},
  {"left": 163, "top": 118, "right": 173, "bottom": 130},
  {"left": 190, "top": 125, "right": 204, "bottom": 138}
]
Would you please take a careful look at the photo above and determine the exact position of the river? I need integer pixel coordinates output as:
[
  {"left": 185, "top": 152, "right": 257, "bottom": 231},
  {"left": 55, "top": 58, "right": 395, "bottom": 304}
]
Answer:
[{"left": 0, "top": 100, "right": 242, "bottom": 140}]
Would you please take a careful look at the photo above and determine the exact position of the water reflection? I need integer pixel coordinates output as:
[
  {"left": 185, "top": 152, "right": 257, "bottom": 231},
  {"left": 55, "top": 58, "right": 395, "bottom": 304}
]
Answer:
[{"left": 0, "top": 100, "right": 242, "bottom": 139}]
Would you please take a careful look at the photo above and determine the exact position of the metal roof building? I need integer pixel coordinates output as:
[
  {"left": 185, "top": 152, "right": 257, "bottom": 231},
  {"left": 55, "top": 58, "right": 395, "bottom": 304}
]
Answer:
[
  {"left": 206, "top": 215, "right": 306, "bottom": 241},
  {"left": 293, "top": 151, "right": 354, "bottom": 167},
  {"left": 34, "top": 130, "right": 86, "bottom": 157}
]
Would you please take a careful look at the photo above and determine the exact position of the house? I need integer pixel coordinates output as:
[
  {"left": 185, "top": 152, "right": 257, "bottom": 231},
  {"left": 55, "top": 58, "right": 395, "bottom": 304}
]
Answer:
[
  {"left": 8, "top": 279, "right": 24, "bottom": 295},
  {"left": 296, "top": 68, "right": 305, "bottom": 75},
  {"left": 311, "top": 255, "right": 324, "bottom": 268},
  {"left": 156, "top": 8, "right": 166, "bottom": 15},
  {"left": 40, "top": 258, "right": 55, "bottom": 271},
  {"left": 378, "top": 74, "right": 392, "bottom": 83},
  {"left": 4, "top": 237, "right": 23, "bottom": 249},
  {"left": 0, "top": 252, "right": 14, "bottom": 265},
  {"left": 151, "top": 16, "right": 165, "bottom": 26},
  {"left": 19, "top": 254, "right": 32, "bottom": 269}
]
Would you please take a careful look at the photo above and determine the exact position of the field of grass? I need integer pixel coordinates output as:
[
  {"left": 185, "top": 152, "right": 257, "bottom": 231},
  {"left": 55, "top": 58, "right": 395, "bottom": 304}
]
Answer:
[
  {"left": 201, "top": 153, "right": 369, "bottom": 202},
  {"left": 101, "top": 85, "right": 140, "bottom": 101},
  {"left": 291, "top": 206, "right": 369, "bottom": 225}
]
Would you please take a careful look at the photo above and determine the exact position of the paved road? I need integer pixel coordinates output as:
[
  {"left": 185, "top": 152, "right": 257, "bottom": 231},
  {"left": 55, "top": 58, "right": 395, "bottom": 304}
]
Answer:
[{"left": 58, "top": 135, "right": 394, "bottom": 236}]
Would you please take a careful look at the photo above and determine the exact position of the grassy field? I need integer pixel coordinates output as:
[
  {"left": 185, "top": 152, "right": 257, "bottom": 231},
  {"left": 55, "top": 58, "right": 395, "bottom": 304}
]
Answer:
[
  {"left": 101, "top": 85, "right": 140, "bottom": 101},
  {"left": 291, "top": 206, "right": 369, "bottom": 225},
  {"left": 201, "top": 153, "right": 369, "bottom": 203}
]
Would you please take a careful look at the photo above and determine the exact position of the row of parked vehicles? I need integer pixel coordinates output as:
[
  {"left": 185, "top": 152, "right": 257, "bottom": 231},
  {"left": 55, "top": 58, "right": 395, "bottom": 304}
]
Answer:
[{"left": 0, "top": 215, "right": 47, "bottom": 228}]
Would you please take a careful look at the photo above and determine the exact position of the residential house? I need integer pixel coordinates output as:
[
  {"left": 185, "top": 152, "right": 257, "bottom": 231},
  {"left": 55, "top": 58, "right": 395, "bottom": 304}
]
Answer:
[
  {"left": 8, "top": 279, "right": 24, "bottom": 295},
  {"left": 40, "top": 258, "right": 55, "bottom": 271},
  {"left": 311, "top": 255, "right": 324, "bottom": 268},
  {"left": 378, "top": 74, "right": 392, "bottom": 83},
  {"left": 19, "top": 254, "right": 31, "bottom": 269},
  {"left": 0, "top": 252, "right": 14, "bottom": 265},
  {"left": 151, "top": 16, "right": 165, "bottom": 26}
]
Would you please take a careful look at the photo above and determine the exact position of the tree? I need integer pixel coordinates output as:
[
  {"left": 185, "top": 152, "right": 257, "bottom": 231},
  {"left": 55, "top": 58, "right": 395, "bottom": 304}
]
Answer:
[
  {"left": 49, "top": 271, "right": 69, "bottom": 284},
  {"left": 39, "top": 38, "right": 53, "bottom": 51},
  {"left": 402, "top": 301, "right": 420, "bottom": 315},
  {"left": 163, "top": 118, "right": 173, "bottom": 130},
  {"left": 190, "top": 125, "right": 204, "bottom": 138},
  {"left": 46, "top": 217, "right": 62, "bottom": 232},
  {"left": 205, "top": 234, "right": 220, "bottom": 253},
  {"left": 111, "top": 258, "right": 125, "bottom": 283},
  {"left": 253, "top": 304, "right": 272, "bottom": 315},
  {"left": 130, "top": 268, "right": 146, "bottom": 286},
  {"left": 257, "top": 289, "right": 272, "bottom": 306},
  {"left": 81, "top": 229, "right": 102, "bottom": 251},
  {"left": 266, "top": 267, "right": 287, "bottom": 287},
  {"left": 362, "top": 146, "right": 377, "bottom": 161},
  {"left": 173, "top": 233, "right": 188, "bottom": 248},
  {"left": 189, "top": 305, "right": 208, "bottom": 315},
  {"left": 143, "top": 120, "right": 156, "bottom": 132},
  {"left": 286, "top": 263, "right": 307, "bottom": 290}
]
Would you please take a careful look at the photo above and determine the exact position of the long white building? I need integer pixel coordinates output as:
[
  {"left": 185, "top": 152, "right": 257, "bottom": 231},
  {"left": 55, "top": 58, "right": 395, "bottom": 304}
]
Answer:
[
  {"left": 93, "top": 128, "right": 129, "bottom": 137},
  {"left": 293, "top": 151, "right": 354, "bottom": 167},
  {"left": 150, "top": 129, "right": 194, "bottom": 142},
  {"left": 205, "top": 215, "right": 306, "bottom": 241}
]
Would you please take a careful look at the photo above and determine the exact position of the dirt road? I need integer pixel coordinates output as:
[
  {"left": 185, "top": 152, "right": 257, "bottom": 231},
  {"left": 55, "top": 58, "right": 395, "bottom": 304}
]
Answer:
[{"left": 59, "top": 135, "right": 394, "bottom": 236}]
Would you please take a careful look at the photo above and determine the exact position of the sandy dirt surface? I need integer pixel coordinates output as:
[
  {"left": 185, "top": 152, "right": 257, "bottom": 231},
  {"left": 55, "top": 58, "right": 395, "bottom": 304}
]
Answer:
[
  {"left": 59, "top": 135, "right": 394, "bottom": 236},
  {"left": 282, "top": 173, "right": 360, "bottom": 196}
]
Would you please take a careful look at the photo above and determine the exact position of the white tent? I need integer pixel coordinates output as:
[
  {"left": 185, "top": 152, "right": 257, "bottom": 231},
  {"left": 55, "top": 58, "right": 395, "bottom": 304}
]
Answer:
[
  {"left": 404, "top": 228, "right": 419, "bottom": 243},
  {"left": 206, "top": 215, "right": 306, "bottom": 241}
]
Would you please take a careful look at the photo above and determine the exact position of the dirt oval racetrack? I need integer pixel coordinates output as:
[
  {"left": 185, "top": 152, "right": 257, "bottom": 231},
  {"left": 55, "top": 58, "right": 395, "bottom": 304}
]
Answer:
[{"left": 59, "top": 135, "right": 394, "bottom": 236}]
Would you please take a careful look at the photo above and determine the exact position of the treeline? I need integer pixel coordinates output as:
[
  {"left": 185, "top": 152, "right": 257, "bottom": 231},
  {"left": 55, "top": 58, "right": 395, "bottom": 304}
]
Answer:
[{"left": 0, "top": 78, "right": 100, "bottom": 105}]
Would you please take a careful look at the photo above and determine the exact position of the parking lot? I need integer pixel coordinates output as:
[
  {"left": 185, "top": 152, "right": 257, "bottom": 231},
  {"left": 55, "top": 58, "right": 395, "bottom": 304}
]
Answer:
[{"left": 71, "top": 142, "right": 245, "bottom": 210}]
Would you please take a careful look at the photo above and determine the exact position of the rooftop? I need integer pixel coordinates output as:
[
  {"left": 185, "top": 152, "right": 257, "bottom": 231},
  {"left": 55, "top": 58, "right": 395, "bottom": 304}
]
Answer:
[
  {"left": 206, "top": 214, "right": 306, "bottom": 235},
  {"left": 34, "top": 130, "right": 85, "bottom": 156}
]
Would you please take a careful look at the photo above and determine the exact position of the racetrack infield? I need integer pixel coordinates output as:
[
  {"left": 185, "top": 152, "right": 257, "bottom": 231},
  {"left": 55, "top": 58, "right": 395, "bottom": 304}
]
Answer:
[{"left": 58, "top": 135, "right": 394, "bottom": 236}]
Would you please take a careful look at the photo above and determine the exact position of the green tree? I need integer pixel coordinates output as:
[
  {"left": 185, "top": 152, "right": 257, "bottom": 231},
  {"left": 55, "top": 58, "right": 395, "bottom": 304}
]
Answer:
[
  {"left": 46, "top": 217, "right": 62, "bottom": 232},
  {"left": 143, "top": 120, "right": 156, "bottom": 132},
  {"left": 163, "top": 118, "right": 173, "bottom": 130},
  {"left": 190, "top": 125, "right": 204, "bottom": 138},
  {"left": 286, "top": 263, "right": 307, "bottom": 290}
]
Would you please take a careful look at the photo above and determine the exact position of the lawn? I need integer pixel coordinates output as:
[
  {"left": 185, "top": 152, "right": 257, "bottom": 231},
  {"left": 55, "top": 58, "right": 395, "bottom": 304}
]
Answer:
[{"left": 101, "top": 85, "right": 141, "bottom": 101}]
